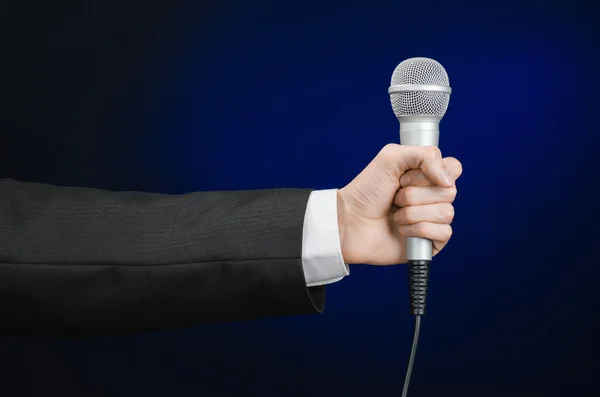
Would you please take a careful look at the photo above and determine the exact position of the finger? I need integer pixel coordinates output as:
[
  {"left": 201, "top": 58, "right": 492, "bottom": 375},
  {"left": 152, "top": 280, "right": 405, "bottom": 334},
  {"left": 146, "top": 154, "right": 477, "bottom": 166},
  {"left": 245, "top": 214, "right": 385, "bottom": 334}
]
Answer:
[
  {"left": 398, "top": 222, "right": 453, "bottom": 243},
  {"left": 432, "top": 238, "right": 450, "bottom": 256},
  {"left": 400, "top": 157, "right": 463, "bottom": 187},
  {"left": 393, "top": 203, "right": 454, "bottom": 225},
  {"left": 379, "top": 144, "right": 454, "bottom": 187},
  {"left": 394, "top": 185, "right": 457, "bottom": 207}
]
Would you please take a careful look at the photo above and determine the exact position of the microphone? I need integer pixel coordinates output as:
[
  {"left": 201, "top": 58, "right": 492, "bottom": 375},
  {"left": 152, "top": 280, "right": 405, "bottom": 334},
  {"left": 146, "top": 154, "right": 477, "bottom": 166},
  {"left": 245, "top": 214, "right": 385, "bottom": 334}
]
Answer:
[
  {"left": 388, "top": 57, "right": 452, "bottom": 316},
  {"left": 388, "top": 57, "right": 452, "bottom": 397}
]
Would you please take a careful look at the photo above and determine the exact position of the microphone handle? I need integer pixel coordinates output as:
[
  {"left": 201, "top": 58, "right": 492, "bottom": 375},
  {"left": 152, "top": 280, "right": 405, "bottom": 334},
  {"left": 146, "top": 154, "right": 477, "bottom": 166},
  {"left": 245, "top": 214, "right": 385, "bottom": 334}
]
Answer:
[{"left": 399, "top": 116, "right": 441, "bottom": 262}]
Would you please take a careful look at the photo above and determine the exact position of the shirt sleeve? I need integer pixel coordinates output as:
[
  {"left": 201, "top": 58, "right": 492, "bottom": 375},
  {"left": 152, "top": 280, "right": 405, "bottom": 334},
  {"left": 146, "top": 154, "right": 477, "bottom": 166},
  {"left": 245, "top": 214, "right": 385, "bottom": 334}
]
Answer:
[{"left": 301, "top": 189, "right": 349, "bottom": 287}]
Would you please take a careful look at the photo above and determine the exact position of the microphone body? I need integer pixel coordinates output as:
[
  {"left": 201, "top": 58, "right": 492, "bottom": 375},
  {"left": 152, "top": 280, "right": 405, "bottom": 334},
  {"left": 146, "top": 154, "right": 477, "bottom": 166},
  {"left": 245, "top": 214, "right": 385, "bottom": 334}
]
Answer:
[{"left": 399, "top": 115, "right": 441, "bottom": 261}]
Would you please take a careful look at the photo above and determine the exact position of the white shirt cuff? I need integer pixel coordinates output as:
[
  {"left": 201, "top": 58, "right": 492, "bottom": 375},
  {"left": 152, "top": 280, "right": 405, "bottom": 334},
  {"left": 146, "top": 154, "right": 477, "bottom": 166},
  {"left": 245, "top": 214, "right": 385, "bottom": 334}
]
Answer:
[{"left": 302, "top": 189, "right": 349, "bottom": 287}]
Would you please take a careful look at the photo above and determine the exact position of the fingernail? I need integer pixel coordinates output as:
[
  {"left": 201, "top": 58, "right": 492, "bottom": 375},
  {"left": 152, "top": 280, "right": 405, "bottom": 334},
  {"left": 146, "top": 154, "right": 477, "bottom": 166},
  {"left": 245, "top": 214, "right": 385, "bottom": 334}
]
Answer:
[
  {"left": 440, "top": 169, "right": 453, "bottom": 186},
  {"left": 403, "top": 175, "right": 411, "bottom": 186},
  {"left": 399, "top": 225, "right": 409, "bottom": 234}
]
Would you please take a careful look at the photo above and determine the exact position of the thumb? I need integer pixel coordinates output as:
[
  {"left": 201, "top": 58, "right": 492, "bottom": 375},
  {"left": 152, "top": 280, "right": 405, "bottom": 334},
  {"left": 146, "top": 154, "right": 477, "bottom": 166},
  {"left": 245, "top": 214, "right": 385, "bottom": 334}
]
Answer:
[{"left": 378, "top": 144, "right": 455, "bottom": 187}]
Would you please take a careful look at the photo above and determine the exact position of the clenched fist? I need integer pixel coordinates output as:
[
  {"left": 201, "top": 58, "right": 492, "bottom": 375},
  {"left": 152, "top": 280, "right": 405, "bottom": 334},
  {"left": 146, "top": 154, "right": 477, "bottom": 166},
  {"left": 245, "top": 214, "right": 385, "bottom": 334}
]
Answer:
[{"left": 337, "top": 144, "right": 462, "bottom": 265}]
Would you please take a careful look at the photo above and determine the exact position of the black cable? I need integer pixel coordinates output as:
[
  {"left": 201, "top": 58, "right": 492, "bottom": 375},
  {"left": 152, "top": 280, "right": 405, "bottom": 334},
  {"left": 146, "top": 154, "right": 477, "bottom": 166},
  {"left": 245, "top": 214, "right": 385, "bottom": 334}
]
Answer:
[
  {"left": 402, "top": 259, "right": 430, "bottom": 397},
  {"left": 402, "top": 315, "right": 421, "bottom": 397}
]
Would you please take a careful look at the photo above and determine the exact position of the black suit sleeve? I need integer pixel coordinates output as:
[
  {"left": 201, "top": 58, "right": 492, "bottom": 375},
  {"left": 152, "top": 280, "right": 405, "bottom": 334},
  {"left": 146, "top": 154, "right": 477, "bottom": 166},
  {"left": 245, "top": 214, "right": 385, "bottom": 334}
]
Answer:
[{"left": 0, "top": 178, "right": 325, "bottom": 338}]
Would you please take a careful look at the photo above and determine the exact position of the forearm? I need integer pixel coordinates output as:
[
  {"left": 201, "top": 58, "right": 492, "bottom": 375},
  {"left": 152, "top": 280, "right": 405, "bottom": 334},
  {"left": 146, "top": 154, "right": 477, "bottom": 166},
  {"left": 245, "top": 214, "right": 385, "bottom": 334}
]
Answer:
[
  {"left": 0, "top": 179, "right": 324, "bottom": 337},
  {"left": 0, "top": 179, "right": 309, "bottom": 265},
  {"left": 0, "top": 258, "right": 325, "bottom": 338}
]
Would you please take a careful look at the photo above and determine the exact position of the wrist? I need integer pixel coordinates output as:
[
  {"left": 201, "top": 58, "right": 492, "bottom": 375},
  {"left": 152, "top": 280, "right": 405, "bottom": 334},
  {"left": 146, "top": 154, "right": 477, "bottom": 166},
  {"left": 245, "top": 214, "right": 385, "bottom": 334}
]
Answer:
[
  {"left": 337, "top": 189, "right": 346, "bottom": 252},
  {"left": 337, "top": 188, "right": 358, "bottom": 265}
]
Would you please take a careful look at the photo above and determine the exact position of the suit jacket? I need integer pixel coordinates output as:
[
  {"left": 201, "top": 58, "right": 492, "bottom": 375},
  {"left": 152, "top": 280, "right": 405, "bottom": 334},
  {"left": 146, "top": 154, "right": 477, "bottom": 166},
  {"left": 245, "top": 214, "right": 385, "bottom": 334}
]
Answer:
[{"left": 0, "top": 178, "right": 325, "bottom": 338}]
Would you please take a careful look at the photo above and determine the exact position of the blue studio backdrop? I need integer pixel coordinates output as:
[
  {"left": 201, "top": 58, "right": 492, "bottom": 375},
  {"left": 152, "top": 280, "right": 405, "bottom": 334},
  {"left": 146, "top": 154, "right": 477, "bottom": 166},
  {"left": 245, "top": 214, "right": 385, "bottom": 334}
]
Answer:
[{"left": 1, "top": 0, "right": 599, "bottom": 396}]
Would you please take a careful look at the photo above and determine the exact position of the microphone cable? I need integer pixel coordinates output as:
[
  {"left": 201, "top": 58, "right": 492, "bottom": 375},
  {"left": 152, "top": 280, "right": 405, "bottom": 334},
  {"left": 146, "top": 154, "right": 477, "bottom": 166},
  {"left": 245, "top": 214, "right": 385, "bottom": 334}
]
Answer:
[{"left": 401, "top": 259, "right": 430, "bottom": 397}]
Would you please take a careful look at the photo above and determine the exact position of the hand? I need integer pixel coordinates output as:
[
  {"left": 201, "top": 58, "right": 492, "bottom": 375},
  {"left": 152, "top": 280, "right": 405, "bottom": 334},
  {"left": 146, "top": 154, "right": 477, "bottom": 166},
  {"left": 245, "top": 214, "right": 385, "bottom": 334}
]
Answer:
[{"left": 337, "top": 144, "right": 462, "bottom": 265}]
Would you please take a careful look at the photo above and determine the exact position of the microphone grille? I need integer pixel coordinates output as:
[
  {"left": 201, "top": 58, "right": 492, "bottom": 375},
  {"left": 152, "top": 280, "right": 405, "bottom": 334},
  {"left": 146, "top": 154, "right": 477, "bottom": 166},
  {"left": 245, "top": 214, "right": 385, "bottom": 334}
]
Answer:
[{"left": 389, "top": 57, "right": 450, "bottom": 117}]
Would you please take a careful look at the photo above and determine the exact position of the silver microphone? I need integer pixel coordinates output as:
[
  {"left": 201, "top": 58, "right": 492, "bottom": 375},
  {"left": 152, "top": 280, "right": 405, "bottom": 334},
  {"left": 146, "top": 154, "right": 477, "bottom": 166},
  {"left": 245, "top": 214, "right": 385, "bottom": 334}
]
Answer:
[
  {"left": 389, "top": 57, "right": 453, "bottom": 397},
  {"left": 388, "top": 57, "right": 452, "bottom": 262}
]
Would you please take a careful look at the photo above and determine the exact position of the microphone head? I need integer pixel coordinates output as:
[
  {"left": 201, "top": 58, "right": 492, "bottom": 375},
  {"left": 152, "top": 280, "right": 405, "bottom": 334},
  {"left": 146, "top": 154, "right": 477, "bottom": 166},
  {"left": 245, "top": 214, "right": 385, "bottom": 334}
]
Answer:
[{"left": 389, "top": 57, "right": 451, "bottom": 119}]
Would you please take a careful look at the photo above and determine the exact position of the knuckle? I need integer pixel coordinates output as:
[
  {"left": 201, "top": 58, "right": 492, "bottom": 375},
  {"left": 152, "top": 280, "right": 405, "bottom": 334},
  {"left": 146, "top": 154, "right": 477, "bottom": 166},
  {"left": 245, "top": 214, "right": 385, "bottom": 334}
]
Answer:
[
  {"left": 447, "top": 186, "right": 458, "bottom": 200},
  {"left": 454, "top": 159, "right": 463, "bottom": 177},
  {"left": 444, "top": 204, "right": 455, "bottom": 222},
  {"left": 399, "top": 187, "right": 415, "bottom": 205},
  {"left": 380, "top": 143, "right": 399, "bottom": 159},
  {"left": 425, "top": 146, "right": 442, "bottom": 161},
  {"left": 444, "top": 226, "right": 453, "bottom": 240}
]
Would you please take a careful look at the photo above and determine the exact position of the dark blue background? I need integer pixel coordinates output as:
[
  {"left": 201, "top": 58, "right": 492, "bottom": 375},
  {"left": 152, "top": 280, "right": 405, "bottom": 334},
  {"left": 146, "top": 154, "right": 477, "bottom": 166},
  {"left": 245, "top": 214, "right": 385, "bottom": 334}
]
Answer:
[{"left": 1, "top": 0, "right": 599, "bottom": 396}]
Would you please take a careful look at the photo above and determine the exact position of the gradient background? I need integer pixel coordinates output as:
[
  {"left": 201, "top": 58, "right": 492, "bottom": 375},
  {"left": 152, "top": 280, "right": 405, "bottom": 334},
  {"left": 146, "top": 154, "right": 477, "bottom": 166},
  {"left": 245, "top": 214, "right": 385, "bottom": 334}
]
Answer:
[{"left": 1, "top": 0, "right": 599, "bottom": 396}]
